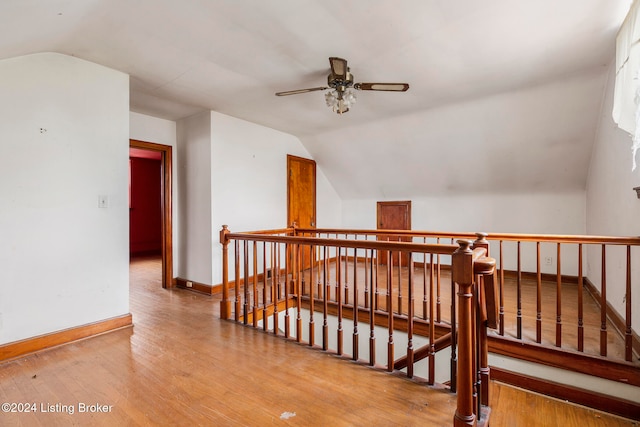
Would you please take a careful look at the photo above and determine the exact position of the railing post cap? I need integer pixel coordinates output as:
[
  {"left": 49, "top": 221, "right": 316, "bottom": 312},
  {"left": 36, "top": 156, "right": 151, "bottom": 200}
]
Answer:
[
  {"left": 456, "top": 239, "right": 473, "bottom": 252},
  {"left": 475, "top": 232, "right": 488, "bottom": 239},
  {"left": 220, "top": 225, "right": 230, "bottom": 244}
]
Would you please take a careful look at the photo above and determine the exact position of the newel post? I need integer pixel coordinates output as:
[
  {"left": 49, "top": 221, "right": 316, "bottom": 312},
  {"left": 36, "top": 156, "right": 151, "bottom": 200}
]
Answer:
[
  {"left": 220, "top": 225, "right": 231, "bottom": 320},
  {"left": 453, "top": 239, "right": 477, "bottom": 427}
]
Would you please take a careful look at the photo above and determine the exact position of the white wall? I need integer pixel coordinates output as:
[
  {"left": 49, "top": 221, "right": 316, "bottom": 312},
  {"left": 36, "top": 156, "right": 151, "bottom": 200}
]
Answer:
[
  {"left": 210, "top": 111, "right": 341, "bottom": 285},
  {"left": 130, "top": 112, "right": 177, "bottom": 147},
  {"left": 0, "top": 53, "right": 130, "bottom": 344},
  {"left": 586, "top": 60, "right": 640, "bottom": 333},
  {"left": 129, "top": 112, "right": 179, "bottom": 273},
  {"left": 342, "top": 191, "right": 586, "bottom": 274},
  {"left": 175, "top": 110, "right": 342, "bottom": 287},
  {"left": 176, "top": 111, "right": 213, "bottom": 285}
]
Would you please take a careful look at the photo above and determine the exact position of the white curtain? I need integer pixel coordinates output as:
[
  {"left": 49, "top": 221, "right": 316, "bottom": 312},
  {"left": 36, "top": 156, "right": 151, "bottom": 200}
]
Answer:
[{"left": 613, "top": 0, "right": 640, "bottom": 169}]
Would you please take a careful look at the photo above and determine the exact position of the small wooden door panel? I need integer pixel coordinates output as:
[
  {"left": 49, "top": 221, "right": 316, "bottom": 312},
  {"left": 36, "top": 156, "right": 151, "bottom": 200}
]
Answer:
[{"left": 377, "top": 201, "right": 411, "bottom": 266}]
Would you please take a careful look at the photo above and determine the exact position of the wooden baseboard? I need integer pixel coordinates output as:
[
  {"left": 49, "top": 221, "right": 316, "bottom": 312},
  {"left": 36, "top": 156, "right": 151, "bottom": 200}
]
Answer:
[
  {"left": 491, "top": 367, "right": 640, "bottom": 421},
  {"left": 176, "top": 277, "right": 214, "bottom": 295},
  {"left": 0, "top": 313, "right": 133, "bottom": 362},
  {"left": 584, "top": 278, "right": 640, "bottom": 356}
]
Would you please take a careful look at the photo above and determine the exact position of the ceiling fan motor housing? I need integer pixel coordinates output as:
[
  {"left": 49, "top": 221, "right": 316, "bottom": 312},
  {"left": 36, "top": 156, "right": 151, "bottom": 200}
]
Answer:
[{"left": 328, "top": 70, "right": 353, "bottom": 93}]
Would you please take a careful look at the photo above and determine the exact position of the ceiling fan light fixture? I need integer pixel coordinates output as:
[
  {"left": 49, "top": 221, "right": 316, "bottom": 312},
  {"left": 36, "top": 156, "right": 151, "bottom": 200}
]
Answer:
[
  {"left": 325, "top": 89, "right": 356, "bottom": 114},
  {"left": 324, "top": 90, "right": 337, "bottom": 107},
  {"left": 344, "top": 89, "right": 357, "bottom": 105}
]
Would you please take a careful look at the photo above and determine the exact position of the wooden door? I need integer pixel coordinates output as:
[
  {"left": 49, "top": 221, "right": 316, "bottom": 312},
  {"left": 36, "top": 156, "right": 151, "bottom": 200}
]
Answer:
[
  {"left": 287, "top": 155, "right": 316, "bottom": 268},
  {"left": 377, "top": 201, "right": 411, "bottom": 266}
]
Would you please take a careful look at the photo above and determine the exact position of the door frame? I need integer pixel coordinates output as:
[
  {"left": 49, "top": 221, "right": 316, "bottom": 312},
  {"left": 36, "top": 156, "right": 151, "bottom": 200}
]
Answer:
[{"left": 130, "top": 139, "right": 174, "bottom": 289}]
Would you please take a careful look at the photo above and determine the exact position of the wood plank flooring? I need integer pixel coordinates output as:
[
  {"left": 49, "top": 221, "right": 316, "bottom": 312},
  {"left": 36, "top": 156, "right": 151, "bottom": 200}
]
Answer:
[{"left": 0, "top": 256, "right": 636, "bottom": 426}]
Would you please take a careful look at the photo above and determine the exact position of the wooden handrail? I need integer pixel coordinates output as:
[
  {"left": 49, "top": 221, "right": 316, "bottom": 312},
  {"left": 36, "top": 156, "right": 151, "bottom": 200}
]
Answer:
[
  {"left": 226, "top": 232, "right": 459, "bottom": 254},
  {"left": 298, "top": 227, "right": 640, "bottom": 246}
]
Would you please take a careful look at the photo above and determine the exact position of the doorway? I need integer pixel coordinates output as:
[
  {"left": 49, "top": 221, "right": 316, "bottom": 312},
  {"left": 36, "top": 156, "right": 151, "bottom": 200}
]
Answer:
[
  {"left": 130, "top": 139, "right": 173, "bottom": 289},
  {"left": 377, "top": 200, "right": 412, "bottom": 266}
]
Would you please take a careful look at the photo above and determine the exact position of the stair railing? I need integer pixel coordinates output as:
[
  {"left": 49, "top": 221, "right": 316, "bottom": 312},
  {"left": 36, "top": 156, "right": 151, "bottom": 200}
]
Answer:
[{"left": 219, "top": 225, "right": 497, "bottom": 426}]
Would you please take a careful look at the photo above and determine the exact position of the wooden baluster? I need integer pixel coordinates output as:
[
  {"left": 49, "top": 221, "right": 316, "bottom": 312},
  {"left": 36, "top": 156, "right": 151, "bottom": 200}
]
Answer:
[
  {"left": 353, "top": 247, "right": 359, "bottom": 361},
  {"left": 625, "top": 245, "right": 633, "bottom": 362},
  {"left": 407, "top": 251, "right": 415, "bottom": 378},
  {"left": 453, "top": 240, "right": 475, "bottom": 427},
  {"left": 344, "top": 236, "right": 349, "bottom": 305},
  {"left": 428, "top": 252, "right": 435, "bottom": 385},
  {"left": 422, "top": 250, "right": 428, "bottom": 320},
  {"left": 369, "top": 249, "right": 376, "bottom": 367},
  {"left": 387, "top": 249, "right": 394, "bottom": 372},
  {"left": 275, "top": 241, "right": 281, "bottom": 301},
  {"left": 317, "top": 245, "right": 322, "bottom": 299},
  {"left": 301, "top": 237, "right": 306, "bottom": 296},
  {"left": 577, "top": 243, "right": 584, "bottom": 352},
  {"left": 437, "top": 245, "right": 442, "bottom": 323},
  {"left": 600, "top": 245, "right": 607, "bottom": 357},
  {"left": 243, "top": 241, "right": 249, "bottom": 325},
  {"left": 323, "top": 246, "right": 329, "bottom": 351},
  {"left": 284, "top": 242, "right": 290, "bottom": 339},
  {"left": 326, "top": 245, "right": 332, "bottom": 302},
  {"left": 272, "top": 242, "right": 279, "bottom": 336},
  {"left": 375, "top": 249, "right": 380, "bottom": 310},
  {"left": 262, "top": 242, "right": 268, "bottom": 331},
  {"left": 335, "top": 241, "right": 341, "bottom": 304},
  {"left": 364, "top": 245, "right": 370, "bottom": 309},
  {"left": 536, "top": 241, "right": 542, "bottom": 344},
  {"left": 397, "top": 247, "right": 403, "bottom": 315},
  {"left": 295, "top": 242, "right": 302, "bottom": 343},
  {"left": 337, "top": 246, "right": 344, "bottom": 356},
  {"left": 556, "top": 242, "right": 562, "bottom": 348},
  {"left": 234, "top": 240, "right": 241, "bottom": 323},
  {"left": 309, "top": 244, "right": 315, "bottom": 347},
  {"left": 517, "top": 241, "right": 522, "bottom": 340},
  {"left": 253, "top": 241, "right": 259, "bottom": 328},
  {"left": 499, "top": 240, "right": 505, "bottom": 336},
  {"left": 220, "top": 225, "right": 231, "bottom": 319}
]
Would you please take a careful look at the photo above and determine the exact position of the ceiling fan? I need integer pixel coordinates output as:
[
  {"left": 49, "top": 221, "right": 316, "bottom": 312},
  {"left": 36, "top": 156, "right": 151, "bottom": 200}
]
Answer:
[{"left": 275, "top": 57, "right": 409, "bottom": 114}]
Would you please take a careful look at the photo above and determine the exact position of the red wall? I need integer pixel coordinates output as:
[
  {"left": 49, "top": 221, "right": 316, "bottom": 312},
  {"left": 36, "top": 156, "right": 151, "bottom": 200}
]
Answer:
[{"left": 129, "top": 157, "right": 162, "bottom": 255}]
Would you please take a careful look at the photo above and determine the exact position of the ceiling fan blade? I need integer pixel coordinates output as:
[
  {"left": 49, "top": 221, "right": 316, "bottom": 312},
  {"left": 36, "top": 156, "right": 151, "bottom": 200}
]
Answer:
[
  {"left": 354, "top": 83, "right": 409, "bottom": 92},
  {"left": 329, "top": 57, "right": 348, "bottom": 79},
  {"left": 275, "top": 86, "right": 328, "bottom": 96}
]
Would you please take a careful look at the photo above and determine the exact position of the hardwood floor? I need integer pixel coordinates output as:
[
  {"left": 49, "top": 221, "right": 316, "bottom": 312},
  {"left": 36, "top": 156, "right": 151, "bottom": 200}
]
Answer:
[{"left": 0, "top": 256, "right": 636, "bottom": 426}]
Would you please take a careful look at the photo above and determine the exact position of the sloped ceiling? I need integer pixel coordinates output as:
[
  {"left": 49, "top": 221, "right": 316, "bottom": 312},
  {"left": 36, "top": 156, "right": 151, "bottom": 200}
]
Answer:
[{"left": 0, "top": 0, "right": 631, "bottom": 198}]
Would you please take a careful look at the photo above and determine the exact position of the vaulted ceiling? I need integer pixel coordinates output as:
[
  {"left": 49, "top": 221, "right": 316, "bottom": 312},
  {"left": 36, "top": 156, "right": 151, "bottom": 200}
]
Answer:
[{"left": 0, "top": 0, "right": 631, "bottom": 198}]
